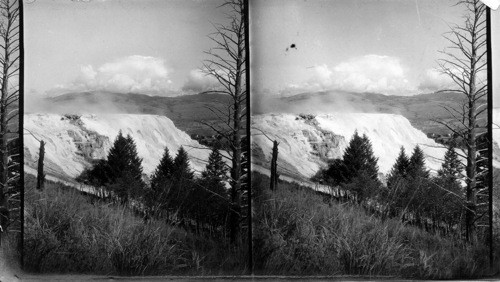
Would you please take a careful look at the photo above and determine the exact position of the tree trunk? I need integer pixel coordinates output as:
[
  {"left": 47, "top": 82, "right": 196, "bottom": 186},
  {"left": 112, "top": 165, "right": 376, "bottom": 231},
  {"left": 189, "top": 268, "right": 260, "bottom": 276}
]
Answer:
[
  {"left": 270, "top": 140, "right": 278, "bottom": 191},
  {"left": 0, "top": 0, "right": 16, "bottom": 239},
  {"left": 229, "top": 59, "right": 243, "bottom": 245},
  {"left": 465, "top": 8, "right": 478, "bottom": 243},
  {"left": 37, "top": 140, "right": 45, "bottom": 190}
]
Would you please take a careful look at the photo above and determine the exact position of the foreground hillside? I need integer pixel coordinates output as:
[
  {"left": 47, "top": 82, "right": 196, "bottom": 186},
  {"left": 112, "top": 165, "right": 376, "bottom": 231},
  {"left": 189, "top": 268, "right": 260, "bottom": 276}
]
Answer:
[
  {"left": 24, "top": 113, "right": 211, "bottom": 181},
  {"left": 252, "top": 113, "right": 446, "bottom": 180},
  {"left": 23, "top": 174, "right": 247, "bottom": 275},
  {"left": 252, "top": 173, "right": 495, "bottom": 278}
]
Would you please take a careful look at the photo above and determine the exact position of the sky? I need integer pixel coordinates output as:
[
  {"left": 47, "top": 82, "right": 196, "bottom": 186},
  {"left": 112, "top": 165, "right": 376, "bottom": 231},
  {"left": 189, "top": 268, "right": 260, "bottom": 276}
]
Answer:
[
  {"left": 25, "top": 0, "right": 230, "bottom": 98},
  {"left": 250, "top": 0, "right": 477, "bottom": 97},
  {"left": 24, "top": 0, "right": 499, "bottom": 104}
]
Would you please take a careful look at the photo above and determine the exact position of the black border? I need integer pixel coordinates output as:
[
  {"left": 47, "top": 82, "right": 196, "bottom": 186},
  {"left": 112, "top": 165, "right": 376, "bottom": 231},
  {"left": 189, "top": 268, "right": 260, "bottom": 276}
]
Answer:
[
  {"left": 487, "top": 6, "right": 493, "bottom": 268},
  {"left": 13, "top": 0, "right": 497, "bottom": 278},
  {"left": 19, "top": 0, "right": 24, "bottom": 270},
  {"left": 244, "top": 0, "right": 253, "bottom": 275}
]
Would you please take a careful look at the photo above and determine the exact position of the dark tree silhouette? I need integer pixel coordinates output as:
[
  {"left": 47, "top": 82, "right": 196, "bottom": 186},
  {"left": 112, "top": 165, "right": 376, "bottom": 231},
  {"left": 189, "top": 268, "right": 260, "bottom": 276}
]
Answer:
[
  {"left": 436, "top": 0, "right": 488, "bottom": 243},
  {"left": 202, "top": 147, "right": 228, "bottom": 182},
  {"left": 151, "top": 147, "right": 174, "bottom": 190},
  {"left": 341, "top": 131, "right": 379, "bottom": 183},
  {"left": 78, "top": 131, "right": 145, "bottom": 203},
  {"left": 408, "top": 145, "right": 430, "bottom": 179},
  {"left": 201, "top": 0, "right": 246, "bottom": 244},
  {"left": 0, "top": 0, "right": 19, "bottom": 236},
  {"left": 173, "top": 146, "right": 194, "bottom": 180},
  {"left": 387, "top": 146, "right": 410, "bottom": 187}
]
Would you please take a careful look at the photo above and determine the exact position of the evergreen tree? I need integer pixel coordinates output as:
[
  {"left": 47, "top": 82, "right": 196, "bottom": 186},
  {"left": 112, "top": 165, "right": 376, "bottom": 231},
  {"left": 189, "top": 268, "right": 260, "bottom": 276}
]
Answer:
[
  {"left": 438, "top": 143, "right": 463, "bottom": 180},
  {"left": 173, "top": 146, "right": 194, "bottom": 180},
  {"left": 402, "top": 145, "right": 431, "bottom": 226},
  {"left": 202, "top": 147, "right": 228, "bottom": 182},
  {"left": 324, "top": 159, "right": 348, "bottom": 186},
  {"left": 77, "top": 159, "right": 111, "bottom": 187},
  {"left": 124, "top": 134, "right": 144, "bottom": 183},
  {"left": 433, "top": 143, "right": 464, "bottom": 227},
  {"left": 341, "top": 131, "right": 379, "bottom": 182},
  {"left": 168, "top": 146, "right": 195, "bottom": 223},
  {"left": 408, "top": 145, "right": 429, "bottom": 179},
  {"left": 196, "top": 147, "right": 230, "bottom": 230},
  {"left": 151, "top": 146, "right": 175, "bottom": 190},
  {"left": 146, "top": 146, "right": 175, "bottom": 216},
  {"left": 391, "top": 146, "right": 410, "bottom": 177},
  {"left": 105, "top": 131, "right": 145, "bottom": 202},
  {"left": 106, "top": 130, "right": 130, "bottom": 182},
  {"left": 324, "top": 131, "right": 380, "bottom": 204},
  {"left": 386, "top": 146, "right": 410, "bottom": 189}
]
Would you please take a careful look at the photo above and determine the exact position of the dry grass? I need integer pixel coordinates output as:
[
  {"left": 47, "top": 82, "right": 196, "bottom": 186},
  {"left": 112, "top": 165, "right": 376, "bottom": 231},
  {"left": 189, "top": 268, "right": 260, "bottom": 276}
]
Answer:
[
  {"left": 23, "top": 175, "right": 247, "bottom": 275},
  {"left": 252, "top": 173, "right": 493, "bottom": 278}
]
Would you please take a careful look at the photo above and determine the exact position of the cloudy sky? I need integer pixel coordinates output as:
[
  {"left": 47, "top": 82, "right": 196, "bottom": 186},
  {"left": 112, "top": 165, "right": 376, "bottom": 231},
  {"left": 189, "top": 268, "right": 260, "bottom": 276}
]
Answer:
[
  {"left": 250, "top": 0, "right": 479, "bottom": 97},
  {"left": 25, "top": 0, "right": 228, "bottom": 97}
]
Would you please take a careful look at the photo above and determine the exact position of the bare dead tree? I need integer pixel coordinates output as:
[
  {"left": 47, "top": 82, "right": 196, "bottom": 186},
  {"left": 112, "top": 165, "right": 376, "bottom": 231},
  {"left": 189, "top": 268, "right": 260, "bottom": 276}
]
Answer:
[
  {"left": 0, "top": 0, "right": 19, "bottom": 238},
  {"left": 37, "top": 140, "right": 45, "bottom": 190},
  {"left": 436, "top": 0, "right": 487, "bottom": 243},
  {"left": 270, "top": 140, "right": 279, "bottom": 191},
  {"left": 201, "top": 0, "right": 246, "bottom": 245}
]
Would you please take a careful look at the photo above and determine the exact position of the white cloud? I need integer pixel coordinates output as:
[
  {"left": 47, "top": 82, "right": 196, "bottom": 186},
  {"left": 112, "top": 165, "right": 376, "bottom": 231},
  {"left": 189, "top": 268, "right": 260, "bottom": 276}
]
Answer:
[
  {"left": 68, "top": 55, "right": 174, "bottom": 95},
  {"left": 332, "top": 55, "right": 412, "bottom": 94},
  {"left": 418, "top": 67, "right": 487, "bottom": 93},
  {"left": 281, "top": 55, "right": 417, "bottom": 96},
  {"left": 417, "top": 68, "right": 454, "bottom": 92},
  {"left": 182, "top": 69, "right": 221, "bottom": 93}
]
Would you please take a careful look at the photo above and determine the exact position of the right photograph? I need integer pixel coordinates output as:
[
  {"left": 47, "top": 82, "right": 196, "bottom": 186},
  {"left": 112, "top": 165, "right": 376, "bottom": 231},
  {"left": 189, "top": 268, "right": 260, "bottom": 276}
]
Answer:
[{"left": 251, "top": 0, "right": 496, "bottom": 278}]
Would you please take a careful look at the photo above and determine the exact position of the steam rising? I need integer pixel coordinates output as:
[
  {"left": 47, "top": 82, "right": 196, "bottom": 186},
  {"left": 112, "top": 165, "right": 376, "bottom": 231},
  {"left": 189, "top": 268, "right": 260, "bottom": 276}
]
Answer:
[
  {"left": 25, "top": 91, "right": 148, "bottom": 115},
  {"left": 252, "top": 90, "right": 395, "bottom": 116}
]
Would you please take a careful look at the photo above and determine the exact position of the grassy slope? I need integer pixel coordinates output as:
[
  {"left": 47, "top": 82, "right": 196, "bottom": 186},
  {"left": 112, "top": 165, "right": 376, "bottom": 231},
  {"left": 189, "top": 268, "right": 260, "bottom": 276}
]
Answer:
[
  {"left": 493, "top": 168, "right": 500, "bottom": 260},
  {"left": 0, "top": 231, "right": 21, "bottom": 281},
  {"left": 252, "top": 172, "right": 496, "bottom": 278},
  {"left": 23, "top": 174, "right": 247, "bottom": 275}
]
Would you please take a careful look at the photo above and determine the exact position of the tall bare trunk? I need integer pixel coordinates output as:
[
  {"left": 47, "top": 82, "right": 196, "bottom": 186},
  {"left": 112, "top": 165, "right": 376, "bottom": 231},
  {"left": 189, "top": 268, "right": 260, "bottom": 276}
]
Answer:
[{"left": 37, "top": 140, "right": 45, "bottom": 190}]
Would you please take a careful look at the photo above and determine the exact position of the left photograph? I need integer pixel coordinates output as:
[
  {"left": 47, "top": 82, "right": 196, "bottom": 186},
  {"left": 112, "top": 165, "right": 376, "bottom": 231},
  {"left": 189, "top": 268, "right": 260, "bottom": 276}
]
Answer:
[{"left": 23, "top": 0, "right": 248, "bottom": 275}]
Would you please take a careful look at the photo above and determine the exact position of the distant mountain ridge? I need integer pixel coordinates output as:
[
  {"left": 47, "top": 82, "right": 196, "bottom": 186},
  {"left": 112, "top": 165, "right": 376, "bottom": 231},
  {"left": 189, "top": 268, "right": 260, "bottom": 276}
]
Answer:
[
  {"left": 32, "top": 90, "right": 485, "bottom": 137},
  {"left": 253, "top": 90, "right": 485, "bottom": 135},
  {"left": 29, "top": 91, "right": 232, "bottom": 136}
]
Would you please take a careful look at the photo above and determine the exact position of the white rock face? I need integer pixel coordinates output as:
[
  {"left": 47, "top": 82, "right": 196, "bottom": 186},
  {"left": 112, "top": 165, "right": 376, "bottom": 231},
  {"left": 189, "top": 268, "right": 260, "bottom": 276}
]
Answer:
[
  {"left": 24, "top": 113, "right": 211, "bottom": 181},
  {"left": 252, "top": 113, "right": 446, "bottom": 180}
]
